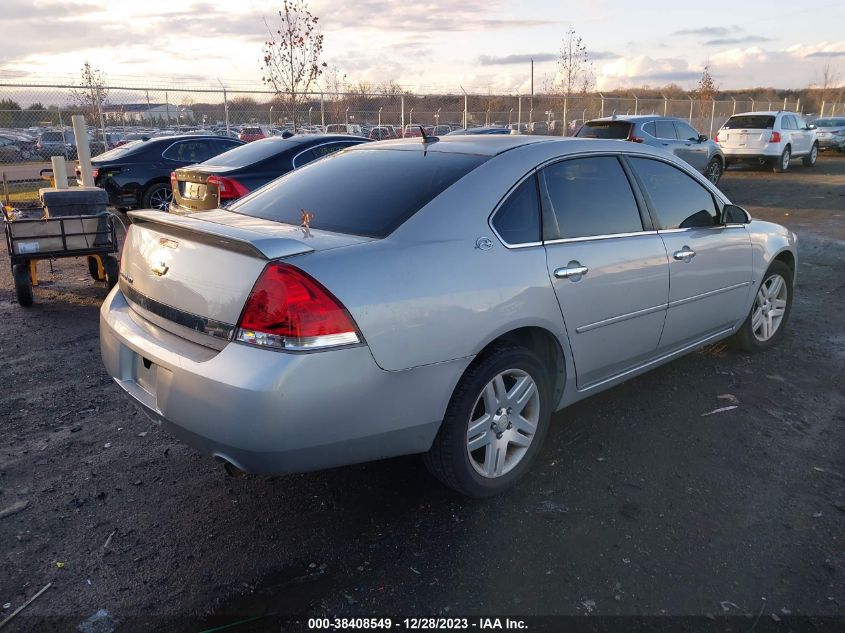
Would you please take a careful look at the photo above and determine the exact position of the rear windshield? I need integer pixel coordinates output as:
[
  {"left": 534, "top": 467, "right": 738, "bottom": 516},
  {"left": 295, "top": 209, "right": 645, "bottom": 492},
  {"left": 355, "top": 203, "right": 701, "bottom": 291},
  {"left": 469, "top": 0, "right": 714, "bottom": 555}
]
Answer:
[
  {"left": 93, "top": 141, "right": 143, "bottom": 161},
  {"left": 575, "top": 121, "right": 632, "bottom": 139},
  {"left": 204, "top": 138, "right": 293, "bottom": 167},
  {"left": 241, "top": 127, "right": 261, "bottom": 134},
  {"left": 229, "top": 148, "right": 488, "bottom": 238},
  {"left": 814, "top": 118, "right": 845, "bottom": 127},
  {"left": 40, "top": 132, "right": 64, "bottom": 142},
  {"left": 723, "top": 115, "right": 775, "bottom": 129}
]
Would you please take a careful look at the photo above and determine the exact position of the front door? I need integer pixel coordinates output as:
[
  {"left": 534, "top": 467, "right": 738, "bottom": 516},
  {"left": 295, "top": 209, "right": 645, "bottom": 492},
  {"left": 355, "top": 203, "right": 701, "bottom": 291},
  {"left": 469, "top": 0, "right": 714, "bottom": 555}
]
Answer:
[
  {"left": 539, "top": 156, "right": 670, "bottom": 388},
  {"left": 627, "top": 156, "right": 752, "bottom": 351},
  {"left": 673, "top": 121, "right": 709, "bottom": 172}
]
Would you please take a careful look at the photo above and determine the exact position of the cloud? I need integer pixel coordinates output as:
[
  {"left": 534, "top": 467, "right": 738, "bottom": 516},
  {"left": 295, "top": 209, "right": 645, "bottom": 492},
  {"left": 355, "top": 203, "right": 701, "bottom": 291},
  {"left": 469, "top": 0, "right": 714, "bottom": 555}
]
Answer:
[
  {"left": 704, "top": 36, "right": 772, "bottom": 46},
  {"left": 672, "top": 27, "right": 731, "bottom": 37},
  {"left": 806, "top": 51, "right": 845, "bottom": 58},
  {"left": 479, "top": 54, "right": 557, "bottom": 65}
]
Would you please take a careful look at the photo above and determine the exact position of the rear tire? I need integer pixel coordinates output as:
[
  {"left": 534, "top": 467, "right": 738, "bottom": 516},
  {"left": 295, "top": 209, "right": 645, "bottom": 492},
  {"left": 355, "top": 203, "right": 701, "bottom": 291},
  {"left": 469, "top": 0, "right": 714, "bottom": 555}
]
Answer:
[
  {"left": 802, "top": 143, "right": 818, "bottom": 167},
  {"left": 773, "top": 146, "right": 790, "bottom": 173},
  {"left": 423, "top": 346, "right": 552, "bottom": 497},
  {"left": 101, "top": 255, "right": 119, "bottom": 289},
  {"left": 87, "top": 256, "right": 103, "bottom": 281},
  {"left": 704, "top": 158, "right": 723, "bottom": 185},
  {"left": 141, "top": 182, "right": 173, "bottom": 211},
  {"left": 733, "top": 260, "right": 793, "bottom": 352},
  {"left": 12, "top": 263, "right": 33, "bottom": 307}
]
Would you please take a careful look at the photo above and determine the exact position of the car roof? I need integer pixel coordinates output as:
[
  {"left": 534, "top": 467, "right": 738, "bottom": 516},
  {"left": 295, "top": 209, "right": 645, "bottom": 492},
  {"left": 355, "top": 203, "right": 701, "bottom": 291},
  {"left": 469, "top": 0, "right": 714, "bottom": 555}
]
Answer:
[
  {"left": 349, "top": 135, "right": 669, "bottom": 158},
  {"left": 586, "top": 115, "right": 680, "bottom": 123},
  {"left": 730, "top": 111, "right": 781, "bottom": 117}
]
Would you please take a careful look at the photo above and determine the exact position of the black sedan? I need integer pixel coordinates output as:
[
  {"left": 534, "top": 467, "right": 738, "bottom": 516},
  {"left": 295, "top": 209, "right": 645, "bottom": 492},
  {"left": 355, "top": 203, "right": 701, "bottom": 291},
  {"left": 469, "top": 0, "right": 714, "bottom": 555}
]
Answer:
[
  {"left": 169, "top": 134, "right": 369, "bottom": 214},
  {"left": 76, "top": 135, "right": 243, "bottom": 210}
]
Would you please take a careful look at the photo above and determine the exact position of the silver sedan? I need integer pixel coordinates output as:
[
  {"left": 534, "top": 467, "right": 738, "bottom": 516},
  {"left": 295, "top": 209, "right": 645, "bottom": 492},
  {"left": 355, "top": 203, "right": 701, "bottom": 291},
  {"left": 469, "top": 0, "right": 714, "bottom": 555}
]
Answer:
[{"left": 101, "top": 136, "right": 797, "bottom": 497}]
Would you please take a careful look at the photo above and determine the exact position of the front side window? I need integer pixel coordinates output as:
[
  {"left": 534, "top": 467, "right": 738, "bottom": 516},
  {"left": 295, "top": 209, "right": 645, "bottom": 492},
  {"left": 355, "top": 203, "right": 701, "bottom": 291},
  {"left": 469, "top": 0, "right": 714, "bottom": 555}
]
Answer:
[
  {"left": 539, "top": 156, "right": 643, "bottom": 240},
  {"left": 674, "top": 122, "right": 700, "bottom": 141},
  {"left": 654, "top": 121, "right": 678, "bottom": 140},
  {"left": 629, "top": 157, "right": 719, "bottom": 230},
  {"left": 492, "top": 176, "right": 541, "bottom": 245}
]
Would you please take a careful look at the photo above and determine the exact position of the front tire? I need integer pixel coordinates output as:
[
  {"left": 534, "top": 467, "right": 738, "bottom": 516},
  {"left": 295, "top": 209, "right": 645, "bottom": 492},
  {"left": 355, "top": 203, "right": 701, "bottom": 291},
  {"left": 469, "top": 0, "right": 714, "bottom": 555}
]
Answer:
[
  {"left": 802, "top": 143, "right": 818, "bottom": 167},
  {"left": 733, "top": 260, "right": 793, "bottom": 352},
  {"left": 773, "top": 146, "right": 790, "bottom": 173},
  {"left": 423, "top": 346, "right": 552, "bottom": 497}
]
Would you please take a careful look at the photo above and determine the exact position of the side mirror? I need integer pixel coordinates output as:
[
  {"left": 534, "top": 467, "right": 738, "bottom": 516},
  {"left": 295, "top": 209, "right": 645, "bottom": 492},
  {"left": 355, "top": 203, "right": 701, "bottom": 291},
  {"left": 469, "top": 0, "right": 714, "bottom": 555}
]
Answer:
[
  {"left": 698, "top": 134, "right": 708, "bottom": 143},
  {"left": 721, "top": 203, "right": 751, "bottom": 225}
]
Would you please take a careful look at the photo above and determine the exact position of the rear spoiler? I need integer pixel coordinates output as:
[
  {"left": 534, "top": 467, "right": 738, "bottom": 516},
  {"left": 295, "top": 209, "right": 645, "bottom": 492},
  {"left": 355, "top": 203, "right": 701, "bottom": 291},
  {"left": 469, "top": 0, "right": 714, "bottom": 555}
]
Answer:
[{"left": 128, "top": 210, "right": 314, "bottom": 260}]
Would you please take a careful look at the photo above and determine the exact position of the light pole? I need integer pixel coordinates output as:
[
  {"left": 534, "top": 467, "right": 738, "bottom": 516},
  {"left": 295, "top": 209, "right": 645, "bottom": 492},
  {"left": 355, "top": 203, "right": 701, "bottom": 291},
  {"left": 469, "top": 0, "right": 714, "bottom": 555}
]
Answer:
[
  {"left": 345, "top": 107, "right": 349, "bottom": 125},
  {"left": 269, "top": 106, "right": 274, "bottom": 127},
  {"left": 308, "top": 106, "right": 313, "bottom": 126},
  {"left": 378, "top": 107, "right": 383, "bottom": 127},
  {"left": 435, "top": 107, "right": 441, "bottom": 130}
]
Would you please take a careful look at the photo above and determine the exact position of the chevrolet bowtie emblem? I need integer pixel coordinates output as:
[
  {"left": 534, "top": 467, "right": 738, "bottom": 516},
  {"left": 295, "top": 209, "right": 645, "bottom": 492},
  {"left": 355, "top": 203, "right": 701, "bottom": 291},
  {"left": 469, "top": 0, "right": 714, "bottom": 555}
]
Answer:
[{"left": 150, "top": 261, "right": 169, "bottom": 276}]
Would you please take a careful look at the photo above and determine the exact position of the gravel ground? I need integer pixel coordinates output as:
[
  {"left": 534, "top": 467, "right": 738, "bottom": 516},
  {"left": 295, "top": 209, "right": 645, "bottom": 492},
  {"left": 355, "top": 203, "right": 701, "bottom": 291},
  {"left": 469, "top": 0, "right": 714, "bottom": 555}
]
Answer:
[{"left": 1, "top": 156, "right": 843, "bottom": 632}]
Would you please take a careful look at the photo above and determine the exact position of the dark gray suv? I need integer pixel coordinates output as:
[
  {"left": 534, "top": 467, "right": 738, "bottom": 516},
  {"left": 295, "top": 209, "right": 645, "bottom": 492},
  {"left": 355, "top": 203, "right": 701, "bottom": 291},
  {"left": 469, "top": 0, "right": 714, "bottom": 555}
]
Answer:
[{"left": 576, "top": 115, "right": 725, "bottom": 185}]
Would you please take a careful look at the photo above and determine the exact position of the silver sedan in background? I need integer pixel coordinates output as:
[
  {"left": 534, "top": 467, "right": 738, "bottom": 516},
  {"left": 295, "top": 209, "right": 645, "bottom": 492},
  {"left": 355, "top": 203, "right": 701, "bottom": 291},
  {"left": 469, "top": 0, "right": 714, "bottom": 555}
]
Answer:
[{"left": 101, "top": 136, "right": 796, "bottom": 497}]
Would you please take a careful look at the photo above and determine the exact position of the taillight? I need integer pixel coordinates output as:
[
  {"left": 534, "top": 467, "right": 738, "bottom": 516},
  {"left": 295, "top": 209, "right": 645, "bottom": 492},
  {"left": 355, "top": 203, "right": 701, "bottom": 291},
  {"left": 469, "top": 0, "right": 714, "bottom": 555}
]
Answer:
[
  {"left": 91, "top": 168, "right": 99, "bottom": 180},
  {"left": 170, "top": 171, "right": 177, "bottom": 189},
  {"left": 770, "top": 131, "right": 781, "bottom": 143},
  {"left": 627, "top": 134, "right": 644, "bottom": 143},
  {"left": 207, "top": 175, "right": 250, "bottom": 200},
  {"left": 714, "top": 132, "right": 720, "bottom": 142},
  {"left": 235, "top": 263, "right": 360, "bottom": 351}
]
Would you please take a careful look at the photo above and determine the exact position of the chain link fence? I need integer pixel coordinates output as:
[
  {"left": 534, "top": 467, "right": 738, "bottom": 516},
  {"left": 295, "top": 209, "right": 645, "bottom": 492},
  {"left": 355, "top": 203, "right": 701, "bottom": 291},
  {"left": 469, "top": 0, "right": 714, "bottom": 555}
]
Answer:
[{"left": 2, "top": 78, "right": 842, "bottom": 204}]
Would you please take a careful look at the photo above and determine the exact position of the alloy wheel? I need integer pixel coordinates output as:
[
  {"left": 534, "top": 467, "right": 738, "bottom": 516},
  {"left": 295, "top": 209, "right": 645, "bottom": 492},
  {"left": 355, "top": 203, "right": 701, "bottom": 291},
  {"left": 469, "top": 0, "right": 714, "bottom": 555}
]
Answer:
[
  {"left": 752, "top": 273, "right": 788, "bottom": 342},
  {"left": 706, "top": 160, "right": 722, "bottom": 184},
  {"left": 466, "top": 369, "right": 541, "bottom": 478},
  {"left": 149, "top": 187, "right": 173, "bottom": 211},
  {"left": 781, "top": 149, "right": 790, "bottom": 171}
]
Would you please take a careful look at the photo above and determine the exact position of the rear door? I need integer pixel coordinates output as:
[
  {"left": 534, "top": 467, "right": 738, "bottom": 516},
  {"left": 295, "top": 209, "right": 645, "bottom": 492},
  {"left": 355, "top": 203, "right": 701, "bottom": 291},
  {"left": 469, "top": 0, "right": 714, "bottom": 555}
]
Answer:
[
  {"left": 540, "top": 155, "right": 670, "bottom": 388},
  {"left": 627, "top": 156, "right": 752, "bottom": 352}
]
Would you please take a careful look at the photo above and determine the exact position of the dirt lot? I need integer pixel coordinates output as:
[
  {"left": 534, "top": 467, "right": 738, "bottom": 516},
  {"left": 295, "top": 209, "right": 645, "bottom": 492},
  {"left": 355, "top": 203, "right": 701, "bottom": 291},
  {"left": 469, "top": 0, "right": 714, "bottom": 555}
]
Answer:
[{"left": 1, "top": 156, "right": 843, "bottom": 632}]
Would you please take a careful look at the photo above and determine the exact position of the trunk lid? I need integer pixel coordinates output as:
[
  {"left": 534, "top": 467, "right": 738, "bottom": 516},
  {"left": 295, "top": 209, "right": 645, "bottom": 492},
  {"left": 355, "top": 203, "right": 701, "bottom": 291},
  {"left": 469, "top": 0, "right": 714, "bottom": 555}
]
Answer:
[
  {"left": 719, "top": 128, "right": 772, "bottom": 149},
  {"left": 172, "top": 165, "right": 238, "bottom": 212},
  {"left": 121, "top": 210, "right": 372, "bottom": 345}
]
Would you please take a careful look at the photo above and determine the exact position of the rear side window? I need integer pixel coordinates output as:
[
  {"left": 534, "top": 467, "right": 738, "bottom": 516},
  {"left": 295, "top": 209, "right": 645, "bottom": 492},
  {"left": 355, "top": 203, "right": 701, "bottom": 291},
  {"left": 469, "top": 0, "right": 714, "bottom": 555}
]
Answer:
[
  {"left": 654, "top": 121, "right": 677, "bottom": 139},
  {"left": 643, "top": 122, "right": 656, "bottom": 136},
  {"left": 293, "top": 141, "right": 360, "bottom": 168},
  {"left": 539, "top": 156, "right": 643, "bottom": 240},
  {"left": 575, "top": 121, "right": 632, "bottom": 139},
  {"left": 163, "top": 140, "right": 213, "bottom": 162},
  {"left": 781, "top": 116, "right": 796, "bottom": 130},
  {"left": 230, "top": 149, "right": 488, "bottom": 238},
  {"left": 205, "top": 138, "right": 291, "bottom": 167},
  {"left": 629, "top": 157, "right": 719, "bottom": 230},
  {"left": 722, "top": 115, "right": 775, "bottom": 130},
  {"left": 492, "top": 176, "right": 541, "bottom": 245}
]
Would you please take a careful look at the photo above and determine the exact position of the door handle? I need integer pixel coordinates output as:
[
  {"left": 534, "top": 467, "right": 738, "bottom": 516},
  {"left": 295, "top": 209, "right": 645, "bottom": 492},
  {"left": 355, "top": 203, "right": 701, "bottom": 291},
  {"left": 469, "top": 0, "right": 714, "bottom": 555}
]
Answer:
[
  {"left": 554, "top": 265, "right": 589, "bottom": 279},
  {"left": 673, "top": 248, "right": 696, "bottom": 262}
]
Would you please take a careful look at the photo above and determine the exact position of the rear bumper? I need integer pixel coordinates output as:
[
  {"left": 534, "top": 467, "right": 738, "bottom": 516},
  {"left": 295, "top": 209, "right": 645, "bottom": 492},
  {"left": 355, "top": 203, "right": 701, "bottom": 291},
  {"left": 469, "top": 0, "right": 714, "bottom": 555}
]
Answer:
[
  {"left": 818, "top": 138, "right": 844, "bottom": 150},
  {"left": 721, "top": 148, "right": 780, "bottom": 161},
  {"left": 100, "top": 288, "right": 464, "bottom": 475}
]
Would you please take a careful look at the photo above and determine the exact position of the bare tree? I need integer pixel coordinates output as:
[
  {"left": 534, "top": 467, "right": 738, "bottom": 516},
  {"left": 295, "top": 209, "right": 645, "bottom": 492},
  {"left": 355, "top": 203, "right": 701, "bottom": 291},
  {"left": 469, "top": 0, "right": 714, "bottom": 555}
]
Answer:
[
  {"left": 811, "top": 62, "right": 842, "bottom": 114},
  {"left": 695, "top": 64, "right": 718, "bottom": 120},
  {"left": 555, "top": 28, "right": 595, "bottom": 97},
  {"left": 261, "top": 0, "right": 326, "bottom": 131},
  {"left": 71, "top": 62, "right": 108, "bottom": 144}
]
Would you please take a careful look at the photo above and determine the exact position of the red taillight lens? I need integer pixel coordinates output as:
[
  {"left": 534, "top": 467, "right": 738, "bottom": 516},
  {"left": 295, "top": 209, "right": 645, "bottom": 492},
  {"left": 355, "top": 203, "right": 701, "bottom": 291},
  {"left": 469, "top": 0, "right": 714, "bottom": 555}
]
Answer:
[
  {"left": 627, "top": 135, "right": 644, "bottom": 143},
  {"left": 714, "top": 133, "right": 720, "bottom": 142},
  {"left": 170, "top": 171, "right": 177, "bottom": 189},
  {"left": 207, "top": 175, "right": 250, "bottom": 200},
  {"left": 235, "top": 263, "right": 360, "bottom": 351},
  {"left": 770, "top": 131, "right": 781, "bottom": 143},
  {"left": 91, "top": 168, "right": 99, "bottom": 180}
]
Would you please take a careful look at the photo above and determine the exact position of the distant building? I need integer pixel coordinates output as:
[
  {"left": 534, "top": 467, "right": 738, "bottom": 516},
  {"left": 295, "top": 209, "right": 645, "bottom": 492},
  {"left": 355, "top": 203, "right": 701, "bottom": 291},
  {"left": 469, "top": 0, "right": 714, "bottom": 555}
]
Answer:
[{"left": 103, "top": 103, "right": 194, "bottom": 122}]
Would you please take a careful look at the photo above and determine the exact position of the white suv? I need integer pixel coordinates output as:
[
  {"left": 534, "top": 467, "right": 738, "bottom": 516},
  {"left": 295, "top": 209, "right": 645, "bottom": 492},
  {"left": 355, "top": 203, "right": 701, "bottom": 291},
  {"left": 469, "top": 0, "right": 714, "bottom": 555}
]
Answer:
[{"left": 716, "top": 111, "right": 818, "bottom": 173}]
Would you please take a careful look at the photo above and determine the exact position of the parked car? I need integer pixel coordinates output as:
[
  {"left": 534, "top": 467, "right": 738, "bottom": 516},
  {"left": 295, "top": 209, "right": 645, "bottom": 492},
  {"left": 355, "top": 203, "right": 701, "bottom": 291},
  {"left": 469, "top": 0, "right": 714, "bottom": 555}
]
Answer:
[
  {"left": 0, "top": 136, "right": 23, "bottom": 162},
  {"left": 37, "top": 130, "right": 76, "bottom": 159},
  {"left": 808, "top": 117, "right": 845, "bottom": 153},
  {"left": 169, "top": 134, "right": 369, "bottom": 214},
  {"left": 238, "top": 126, "right": 268, "bottom": 143},
  {"left": 325, "top": 124, "right": 363, "bottom": 136},
  {"left": 76, "top": 135, "right": 243, "bottom": 210},
  {"left": 577, "top": 115, "right": 726, "bottom": 184},
  {"left": 368, "top": 126, "right": 397, "bottom": 140},
  {"left": 446, "top": 127, "right": 512, "bottom": 136},
  {"left": 716, "top": 111, "right": 818, "bottom": 173},
  {"left": 101, "top": 136, "right": 796, "bottom": 497},
  {"left": 529, "top": 121, "right": 549, "bottom": 135}
]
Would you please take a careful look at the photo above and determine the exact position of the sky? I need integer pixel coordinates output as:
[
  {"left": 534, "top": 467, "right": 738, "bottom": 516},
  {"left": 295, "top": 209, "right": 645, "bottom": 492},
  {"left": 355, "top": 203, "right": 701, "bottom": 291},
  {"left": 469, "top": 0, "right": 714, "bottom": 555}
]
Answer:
[{"left": 1, "top": 0, "right": 844, "bottom": 94}]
